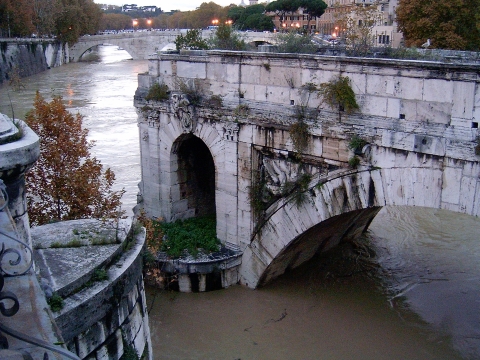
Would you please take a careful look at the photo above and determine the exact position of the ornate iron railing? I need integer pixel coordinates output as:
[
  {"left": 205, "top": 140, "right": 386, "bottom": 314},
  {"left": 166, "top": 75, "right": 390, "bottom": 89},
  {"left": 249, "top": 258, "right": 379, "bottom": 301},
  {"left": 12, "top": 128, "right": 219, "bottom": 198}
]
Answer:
[{"left": 0, "top": 179, "right": 80, "bottom": 360}]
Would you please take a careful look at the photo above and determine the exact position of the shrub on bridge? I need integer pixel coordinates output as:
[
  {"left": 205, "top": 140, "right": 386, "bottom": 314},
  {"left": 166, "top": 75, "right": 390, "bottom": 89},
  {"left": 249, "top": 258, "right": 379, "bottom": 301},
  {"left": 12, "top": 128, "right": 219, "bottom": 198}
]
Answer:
[
  {"left": 160, "top": 216, "right": 220, "bottom": 258},
  {"left": 348, "top": 135, "right": 367, "bottom": 154},
  {"left": 175, "top": 29, "right": 209, "bottom": 51},
  {"left": 145, "top": 82, "right": 169, "bottom": 101},
  {"left": 208, "top": 23, "right": 247, "bottom": 51},
  {"left": 318, "top": 76, "right": 359, "bottom": 119},
  {"left": 275, "top": 32, "right": 318, "bottom": 54}
]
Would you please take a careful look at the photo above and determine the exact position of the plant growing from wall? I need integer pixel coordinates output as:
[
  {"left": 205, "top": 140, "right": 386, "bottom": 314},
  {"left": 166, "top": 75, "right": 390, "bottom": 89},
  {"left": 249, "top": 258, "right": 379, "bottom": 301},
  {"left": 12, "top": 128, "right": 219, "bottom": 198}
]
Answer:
[
  {"left": 204, "top": 94, "right": 223, "bottom": 109},
  {"left": 348, "top": 155, "right": 361, "bottom": 168},
  {"left": 135, "top": 210, "right": 164, "bottom": 266},
  {"left": 248, "top": 169, "right": 271, "bottom": 220},
  {"left": 348, "top": 135, "right": 368, "bottom": 154},
  {"left": 145, "top": 82, "right": 169, "bottom": 101},
  {"left": 318, "top": 75, "right": 359, "bottom": 121},
  {"left": 289, "top": 82, "right": 318, "bottom": 155},
  {"left": 290, "top": 119, "right": 309, "bottom": 155},
  {"left": 263, "top": 63, "right": 271, "bottom": 71},
  {"left": 176, "top": 78, "right": 204, "bottom": 106},
  {"left": 160, "top": 215, "right": 220, "bottom": 258},
  {"left": 234, "top": 103, "right": 250, "bottom": 119},
  {"left": 120, "top": 332, "right": 139, "bottom": 360},
  {"left": 281, "top": 172, "right": 312, "bottom": 207},
  {"left": 47, "top": 292, "right": 64, "bottom": 312},
  {"left": 285, "top": 76, "right": 295, "bottom": 89},
  {"left": 475, "top": 137, "right": 480, "bottom": 156}
]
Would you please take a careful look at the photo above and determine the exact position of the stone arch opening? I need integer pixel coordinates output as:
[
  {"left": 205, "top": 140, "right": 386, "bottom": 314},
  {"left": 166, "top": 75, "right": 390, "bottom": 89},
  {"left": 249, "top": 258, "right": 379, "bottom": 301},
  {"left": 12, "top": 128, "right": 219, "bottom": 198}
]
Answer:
[
  {"left": 77, "top": 43, "right": 134, "bottom": 61},
  {"left": 256, "top": 207, "right": 381, "bottom": 287},
  {"left": 242, "top": 164, "right": 480, "bottom": 289},
  {"left": 175, "top": 135, "right": 216, "bottom": 218}
]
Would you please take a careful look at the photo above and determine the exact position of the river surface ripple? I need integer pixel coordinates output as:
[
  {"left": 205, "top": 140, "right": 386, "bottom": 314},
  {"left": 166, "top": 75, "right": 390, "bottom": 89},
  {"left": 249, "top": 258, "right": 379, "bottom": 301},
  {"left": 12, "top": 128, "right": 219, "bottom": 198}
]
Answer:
[{"left": 1, "top": 45, "right": 479, "bottom": 360}]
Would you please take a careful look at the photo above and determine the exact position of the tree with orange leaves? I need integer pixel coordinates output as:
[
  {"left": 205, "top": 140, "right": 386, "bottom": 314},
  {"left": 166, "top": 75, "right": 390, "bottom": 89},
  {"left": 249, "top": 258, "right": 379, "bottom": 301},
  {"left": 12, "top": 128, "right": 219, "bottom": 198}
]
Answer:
[
  {"left": 25, "top": 92, "right": 124, "bottom": 226},
  {"left": 396, "top": 0, "right": 480, "bottom": 51}
]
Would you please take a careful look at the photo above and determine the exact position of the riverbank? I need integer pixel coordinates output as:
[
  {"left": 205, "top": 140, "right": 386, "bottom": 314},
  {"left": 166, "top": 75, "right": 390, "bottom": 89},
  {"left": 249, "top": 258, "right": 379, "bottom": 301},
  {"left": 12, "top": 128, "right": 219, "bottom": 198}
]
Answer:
[{"left": 0, "top": 38, "right": 69, "bottom": 85}]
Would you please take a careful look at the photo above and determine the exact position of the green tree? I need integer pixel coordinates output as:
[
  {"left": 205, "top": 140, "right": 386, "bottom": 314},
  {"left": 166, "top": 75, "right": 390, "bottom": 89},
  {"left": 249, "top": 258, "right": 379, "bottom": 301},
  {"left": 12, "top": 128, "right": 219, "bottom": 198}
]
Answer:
[
  {"left": 33, "top": 0, "right": 59, "bottom": 36},
  {"left": 275, "top": 31, "right": 318, "bottom": 53},
  {"left": 396, "top": 0, "right": 480, "bottom": 50},
  {"left": 227, "top": 5, "right": 245, "bottom": 24},
  {"left": 208, "top": 23, "right": 247, "bottom": 50},
  {"left": 318, "top": 75, "right": 359, "bottom": 121},
  {"left": 187, "top": 1, "right": 228, "bottom": 29},
  {"left": 266, "top": 0, "right": 301, "bottom": 29},
  {"left": 299, "top": 0, "right": 327, "bottom": 32},
  {"left": 55, "top": 0, "right": 102, "bottom": 43},
  {"left": 25, "top": 92, "right": 124, "bottom": 226},
  {"left": 227, "top": 4, "right": 274, "bottom": 31},
  {"left": 175, "top": 28, "right": 209, "bottom": 50},
  {"left": 244, "top": 13, "right": 275, "bottom": 32}
]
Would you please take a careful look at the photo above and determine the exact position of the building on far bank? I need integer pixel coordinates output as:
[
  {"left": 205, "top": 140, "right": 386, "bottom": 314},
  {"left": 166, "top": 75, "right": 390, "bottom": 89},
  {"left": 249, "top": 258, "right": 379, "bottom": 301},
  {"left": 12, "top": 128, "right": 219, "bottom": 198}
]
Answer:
[
  {"left": 267, "top": 0, "right": 403, "bottom": 47},
  {"left": 122, "top": 4, "right": 160, "bottom": 13},
  {"left": 321, "top": 0, "right": 402, "bottom": 47}
]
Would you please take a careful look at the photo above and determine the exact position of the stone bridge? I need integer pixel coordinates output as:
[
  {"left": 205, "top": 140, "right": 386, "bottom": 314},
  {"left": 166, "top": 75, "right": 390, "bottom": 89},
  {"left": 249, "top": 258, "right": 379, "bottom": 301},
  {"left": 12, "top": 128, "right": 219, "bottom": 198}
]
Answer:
[
  {"left": 68, "top": 31, "right": 276, "bottom": 62},
  {"left": 134, "top": 50, "right": 480, "bottom": 289}
]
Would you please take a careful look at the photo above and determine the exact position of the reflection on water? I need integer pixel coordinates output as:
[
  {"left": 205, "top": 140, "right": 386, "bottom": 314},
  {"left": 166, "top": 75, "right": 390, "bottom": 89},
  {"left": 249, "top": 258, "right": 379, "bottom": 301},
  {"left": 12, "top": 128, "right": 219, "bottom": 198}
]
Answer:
[
  {"left": 1, "top": 45, "right": 479, "bottom": 359},
  {"left": 0, "top": 45, "right": 147, "bottom": 215}
]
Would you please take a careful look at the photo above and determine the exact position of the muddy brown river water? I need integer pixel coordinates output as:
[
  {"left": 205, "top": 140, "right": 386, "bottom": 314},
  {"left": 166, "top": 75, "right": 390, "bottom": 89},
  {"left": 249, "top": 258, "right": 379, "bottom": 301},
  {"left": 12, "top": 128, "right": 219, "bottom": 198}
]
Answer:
[{"left": 1, "top": 45, "right": 479, "bottom": 360}]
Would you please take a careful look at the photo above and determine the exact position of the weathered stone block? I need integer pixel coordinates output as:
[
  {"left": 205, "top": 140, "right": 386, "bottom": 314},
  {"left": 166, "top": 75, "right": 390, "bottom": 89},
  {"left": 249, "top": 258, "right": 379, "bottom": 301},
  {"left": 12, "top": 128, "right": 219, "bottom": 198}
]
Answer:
[{"left": 452, "top": 81, "right": 475, "bottom": 119}]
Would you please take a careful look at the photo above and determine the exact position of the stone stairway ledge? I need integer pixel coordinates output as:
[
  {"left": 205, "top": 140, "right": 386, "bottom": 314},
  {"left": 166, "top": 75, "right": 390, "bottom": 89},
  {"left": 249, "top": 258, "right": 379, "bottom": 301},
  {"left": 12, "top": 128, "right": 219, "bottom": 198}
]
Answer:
[{"left": 31, "top": 218, "right": 131, "bottom": 298}]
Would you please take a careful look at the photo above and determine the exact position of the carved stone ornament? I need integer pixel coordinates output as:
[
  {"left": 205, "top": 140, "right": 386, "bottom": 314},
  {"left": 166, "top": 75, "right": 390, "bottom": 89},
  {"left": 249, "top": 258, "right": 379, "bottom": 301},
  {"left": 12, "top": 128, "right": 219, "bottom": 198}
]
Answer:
[
  {"left": 223, "top": 122, "right": 239, "bottom": 142},
  {"left": 262, "top": 157, "right": 300, "bottom": 196},
  {"left": 172, "top": 93, "right": 196, "bottom": 133},
  {"left": 144, "top": 109, "right": 160, "bottom": 121}
]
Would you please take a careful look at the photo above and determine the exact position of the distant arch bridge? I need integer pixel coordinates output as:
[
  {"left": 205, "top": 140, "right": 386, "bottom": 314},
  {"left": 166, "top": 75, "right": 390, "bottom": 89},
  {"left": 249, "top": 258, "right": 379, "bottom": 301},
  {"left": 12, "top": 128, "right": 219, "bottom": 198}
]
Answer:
[{"left": 68, "top": 30, "right": 276, "bottom": 62}]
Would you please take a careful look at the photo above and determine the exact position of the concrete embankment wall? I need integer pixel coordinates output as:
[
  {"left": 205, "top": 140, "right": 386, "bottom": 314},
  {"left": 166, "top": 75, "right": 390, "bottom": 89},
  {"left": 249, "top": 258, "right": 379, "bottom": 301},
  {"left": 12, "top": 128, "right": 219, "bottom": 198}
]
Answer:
[{"left": 0, "top": 39, "right": 69, "bottom": 84}]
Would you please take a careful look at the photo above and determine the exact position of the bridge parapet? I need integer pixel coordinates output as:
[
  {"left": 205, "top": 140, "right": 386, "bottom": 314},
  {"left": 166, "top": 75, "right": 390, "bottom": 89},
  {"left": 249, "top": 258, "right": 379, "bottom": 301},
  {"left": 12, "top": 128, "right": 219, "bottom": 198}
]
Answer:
[{"left": 135, "top": 50, "right": 480, "bottom": 287}]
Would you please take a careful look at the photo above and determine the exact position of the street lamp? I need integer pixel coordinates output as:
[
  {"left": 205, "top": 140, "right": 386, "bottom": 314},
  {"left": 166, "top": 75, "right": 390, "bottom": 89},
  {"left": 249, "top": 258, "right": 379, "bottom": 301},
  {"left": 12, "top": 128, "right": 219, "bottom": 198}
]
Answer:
[
  {"left": 147, "top": 19, "right": 152, "bottom": 29},
  {"left": 212, "top": 19, "right": 219, "bottom": 26},
  {"left": 132, "top": 19, "right": 138, "bottom": 31},
  {"left": 225, "top": 20, "right": 232, "bottom": 25}
]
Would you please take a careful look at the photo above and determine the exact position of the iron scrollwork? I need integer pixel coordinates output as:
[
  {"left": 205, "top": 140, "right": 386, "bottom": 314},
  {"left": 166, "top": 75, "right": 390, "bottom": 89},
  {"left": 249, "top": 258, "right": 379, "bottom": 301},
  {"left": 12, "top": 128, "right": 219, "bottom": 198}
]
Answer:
[
  {"left": 0, "top": 180, "right": 80, "bottom": 359},
  {"left": 0, "top": 273, "right": 19, "bottom": 317}
]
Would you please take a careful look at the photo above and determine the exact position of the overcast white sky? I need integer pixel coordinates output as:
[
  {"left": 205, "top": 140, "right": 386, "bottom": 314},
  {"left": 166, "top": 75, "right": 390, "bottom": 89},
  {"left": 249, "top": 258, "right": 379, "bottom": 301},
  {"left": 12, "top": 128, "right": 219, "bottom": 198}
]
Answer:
[{"left": 95, "top": 0, "right": 241, "bottom": 12}]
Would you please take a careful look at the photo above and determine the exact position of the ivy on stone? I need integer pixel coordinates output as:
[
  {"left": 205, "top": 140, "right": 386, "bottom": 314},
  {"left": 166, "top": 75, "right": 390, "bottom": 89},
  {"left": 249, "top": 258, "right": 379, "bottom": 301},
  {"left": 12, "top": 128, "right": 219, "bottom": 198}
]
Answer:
[{"left": 318, "top": 75, "right": 359, "bottom": 120}]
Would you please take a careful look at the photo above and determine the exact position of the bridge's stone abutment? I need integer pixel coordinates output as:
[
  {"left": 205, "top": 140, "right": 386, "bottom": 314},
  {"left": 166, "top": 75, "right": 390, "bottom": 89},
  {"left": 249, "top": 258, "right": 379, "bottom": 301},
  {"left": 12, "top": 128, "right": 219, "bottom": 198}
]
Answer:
[{"left": 135, "top": 50, "right": 480, "bottom": 288}]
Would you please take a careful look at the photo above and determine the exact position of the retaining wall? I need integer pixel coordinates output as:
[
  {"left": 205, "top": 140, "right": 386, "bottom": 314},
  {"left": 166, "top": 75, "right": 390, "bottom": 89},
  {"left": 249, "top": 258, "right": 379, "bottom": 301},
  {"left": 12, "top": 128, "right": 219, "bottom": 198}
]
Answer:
[{"left": 0, "top": 39, "right": 68, "bottom": 84}]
